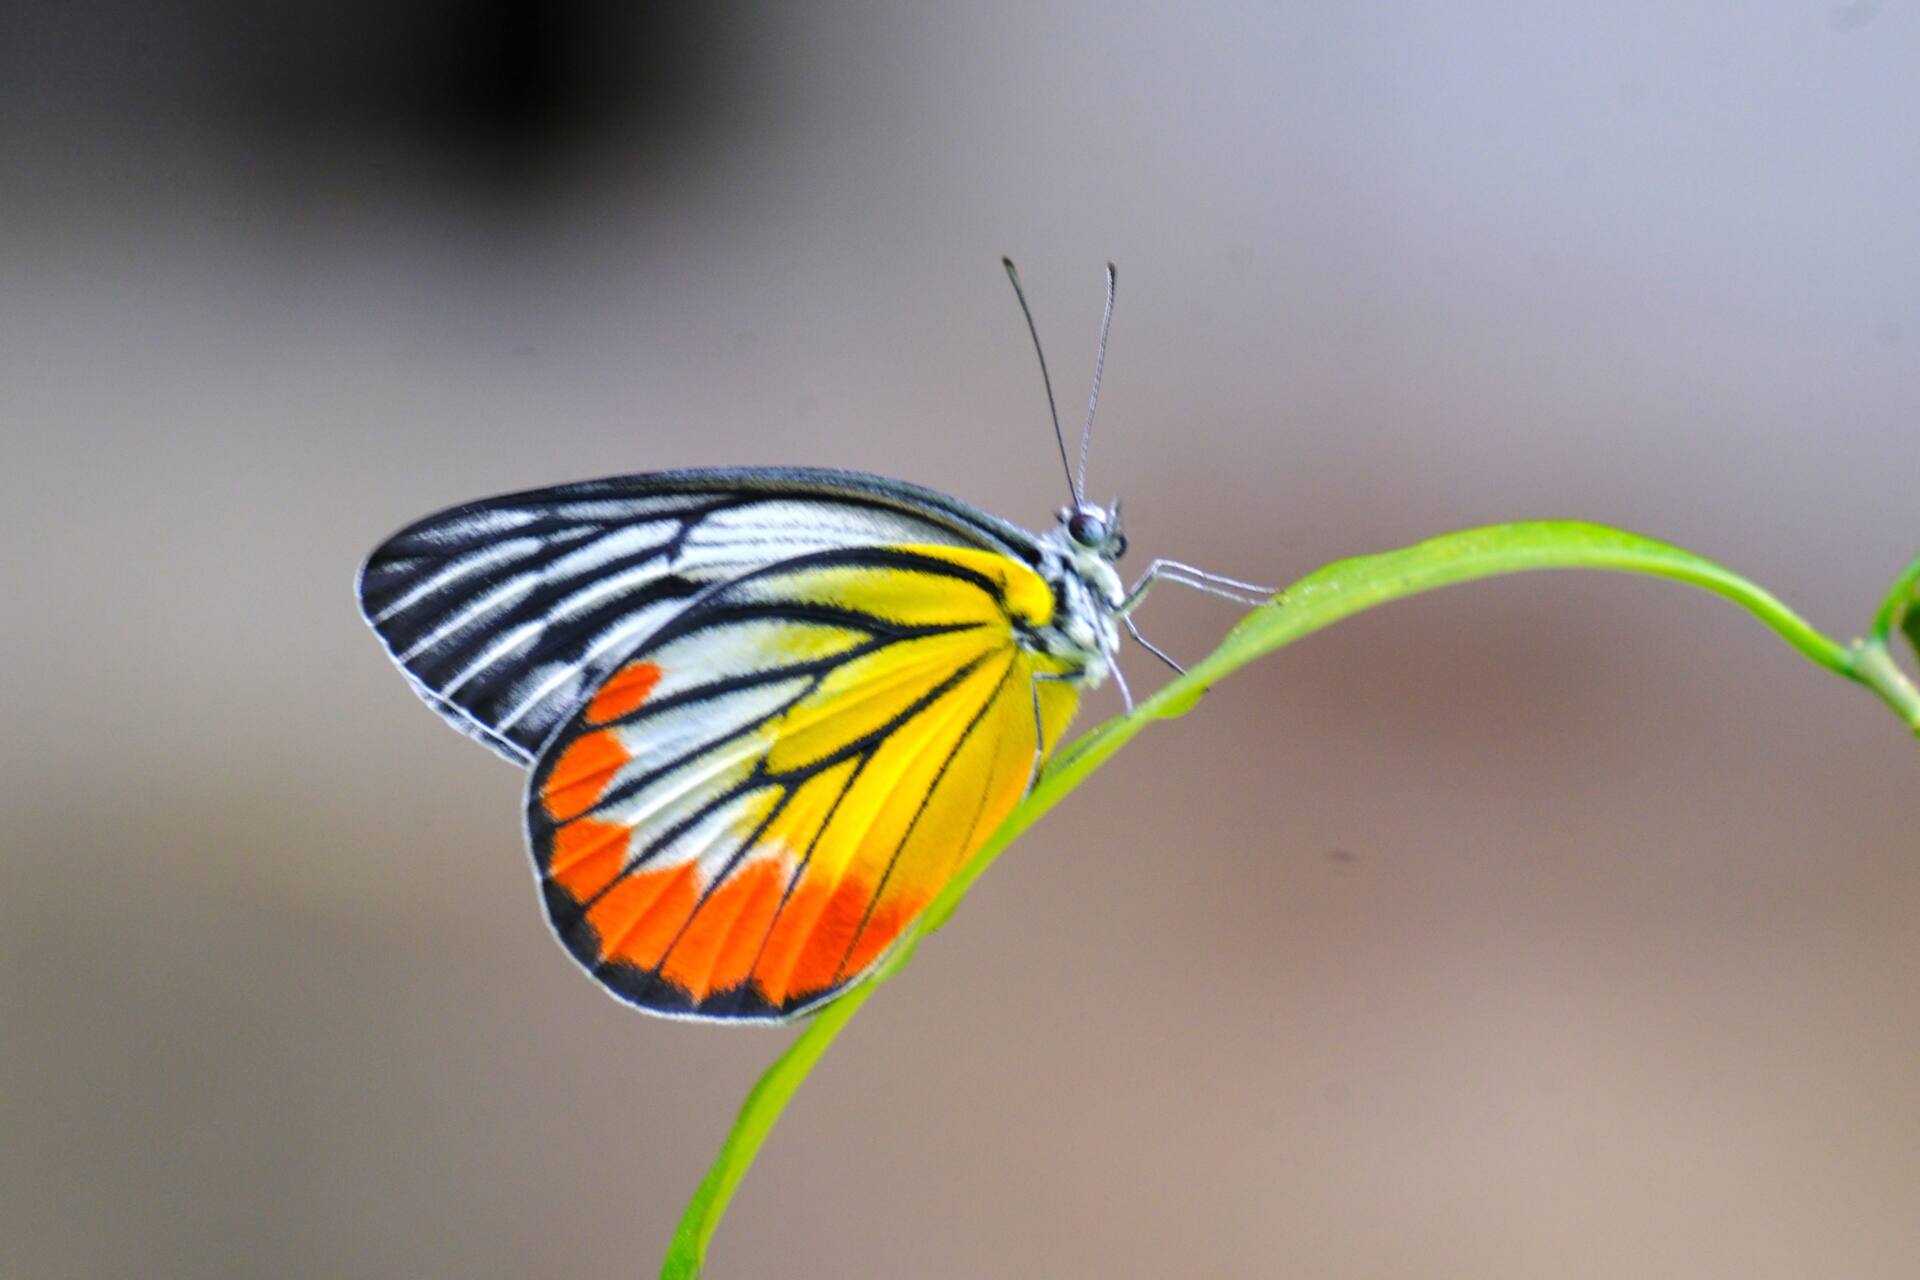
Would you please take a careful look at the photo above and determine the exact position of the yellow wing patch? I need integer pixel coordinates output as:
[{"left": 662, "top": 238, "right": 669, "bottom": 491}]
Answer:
[{"left": 526, "top": 545, "right": 1080, "bottom": 1019}]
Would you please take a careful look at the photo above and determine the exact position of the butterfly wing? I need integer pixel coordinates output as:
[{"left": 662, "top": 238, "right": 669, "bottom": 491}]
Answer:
[
  {"left": 357, "top": 468, "right": 1043, "bottom": 765},
  {"left": 526, "top": 543, "right": 1083, "bottom": 1020}
]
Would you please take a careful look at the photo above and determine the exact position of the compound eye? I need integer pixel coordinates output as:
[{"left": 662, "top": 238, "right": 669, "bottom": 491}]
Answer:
[{"left": 1067, "top": 511, "right": 1105, "bottom": 547}]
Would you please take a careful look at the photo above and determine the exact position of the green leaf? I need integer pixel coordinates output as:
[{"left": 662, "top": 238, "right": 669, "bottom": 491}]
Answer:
[{"left": 660, "top": 520, "right": 1906, "bottom": 1278}]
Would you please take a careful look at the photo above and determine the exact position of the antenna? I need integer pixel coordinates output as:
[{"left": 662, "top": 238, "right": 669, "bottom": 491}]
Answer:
[
  {"left": 1075, "top": 262, "right": 1116, "bottom": 501},
  {"left": 1002, "top": 257, "right": 1079, "bottom": 505}
]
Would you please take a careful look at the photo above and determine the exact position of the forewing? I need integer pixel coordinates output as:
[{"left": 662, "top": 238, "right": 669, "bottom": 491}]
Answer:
[
  {"left": 526, "top": 545, "right": 1082, "bottom": 1020},
  {"left": 357, "top": 468, "right": 1037, "bottom": 765}
]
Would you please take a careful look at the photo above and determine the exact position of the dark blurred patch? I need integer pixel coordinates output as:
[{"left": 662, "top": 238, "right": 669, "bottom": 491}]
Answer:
[
  {"left": 243, "top": 3, "right": 744, "bottom": 186},
  {"left": 1, "top": 0, "right": 751, "bottom": 195}
]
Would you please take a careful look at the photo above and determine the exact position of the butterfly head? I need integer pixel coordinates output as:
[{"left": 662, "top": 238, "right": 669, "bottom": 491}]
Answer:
[{"left": 1059, "top": 500, "right": 1127, "bottom": 562}]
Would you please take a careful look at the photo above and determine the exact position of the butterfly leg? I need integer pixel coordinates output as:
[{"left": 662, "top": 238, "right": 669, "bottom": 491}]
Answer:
[
  {"left": 1027, "top": 677, "right": 1048, "bottom": 790},
  {"left": 1106, "top": 644, "right": 1135, "bottom": 713},
  {"left": 1114, "top": 559, "right": 1274, "bottom": 673},
  {"left": 1123, "top": 613, "right": 1185, "bottom": 675},
  {"left": 1119, "top": 558, "right": 1275, "bottom": 615}
]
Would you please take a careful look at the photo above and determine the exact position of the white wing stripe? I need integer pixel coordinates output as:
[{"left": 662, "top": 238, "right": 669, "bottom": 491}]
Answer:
[
  {"left": 395, "top": 522, "right": 666, "bottom": 662},
  {"left": 436, "top": 620, "right": 547, "bottom": 698},
  {"left": 609, "top": 679, "right": 807, "bottom": 781},
  {"left": 491, "top": 602, "right": 683, "bottom": 732},
  {"left": 541, "top": 520, "right": 677, "bottom": 580},
  {"left": 405, "top": 507, "right": 542, "bottom": 546},
  {"left": 395, "top": 572, "right": 541, "bottom": 662},
  {"left": 370, "top": 536, "right": 545, "bottom": 623},
  {"left": 544, "top": 556, "right": 683, "bottom": 623}
]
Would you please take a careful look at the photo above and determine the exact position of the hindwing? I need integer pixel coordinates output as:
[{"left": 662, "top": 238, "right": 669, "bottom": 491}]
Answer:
[{"left": 526, "top": 544, "right": 1082, "bottom": 1020}]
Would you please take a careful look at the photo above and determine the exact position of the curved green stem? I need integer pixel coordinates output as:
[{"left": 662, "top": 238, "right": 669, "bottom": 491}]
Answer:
[
  {"left": 1869, "top": 549, "right": 1920, "bottom": 646},
  {"left": 660, "top": 520, "right": 1916, "bottom": 1278},
  {"left": 659, "top": 983, "right": 877, "bottom": 1280},
  {"left": 1850, "top": 549, "right": 1920, "bottom": 736},
  {"left": 1850, "top": 642, "right": 1920, "bottom": 734},
  {"left": 1212, "top": 521, "right": 1851, "bottom": 676}
]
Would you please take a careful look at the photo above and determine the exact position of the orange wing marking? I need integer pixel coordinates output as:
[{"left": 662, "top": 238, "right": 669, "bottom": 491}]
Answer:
[
  {"left": 633, "top": 785, "right": 799, "bottom": 1000},
  {"left": 746, "top": 759, "right": 871, "bottom": 1009},
  {"left": 658, "top": 859, "right": 784, "bottom": 1000},
  {"left": 546, "top": 818, "right": 632, "bottom": 900},
  {"left": 590, "top": 864, "right": 700, "bottom": 970},
  {"left": 541, "top": 730, "right": 630, "bottom": 821},
  {"left": 586, "top": 659, "right": 662, "bottom": 724}
]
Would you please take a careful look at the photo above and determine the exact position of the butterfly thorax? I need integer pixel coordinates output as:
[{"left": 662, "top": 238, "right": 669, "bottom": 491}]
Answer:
[{"left": 1020, "top": 506, "right": 1127, "bottom": 689}]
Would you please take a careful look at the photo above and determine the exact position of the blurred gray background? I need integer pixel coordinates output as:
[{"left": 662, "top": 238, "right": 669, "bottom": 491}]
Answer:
[{"left": 4, "top": 4, "right": 1917, "bottom": 1277}]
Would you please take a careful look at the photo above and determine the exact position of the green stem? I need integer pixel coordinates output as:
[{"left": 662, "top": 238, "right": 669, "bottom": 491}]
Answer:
[
  {"left": 1869, "top": 549, "right": 1920, "bottom": 645},
  {"left": 1848, "top": 548, "right": 1920, "bottom": 735},
  {"left": 1849, "top": 640, "right": 1920, "bottom": 735},
  {"left": 659, "top": 520, "right": 1915, "bottom": 1278},
  {"left": 658, "top": 983, "right": 878, "bottom": 1280},
  {"left": 1206, "top": 521, "right": 1857, "bottom": 679}
]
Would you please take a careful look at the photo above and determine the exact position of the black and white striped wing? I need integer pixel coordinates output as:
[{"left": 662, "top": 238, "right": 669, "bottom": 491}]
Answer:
[{"left": 356, "top": 467, "right": 1038, "bottom": 765}]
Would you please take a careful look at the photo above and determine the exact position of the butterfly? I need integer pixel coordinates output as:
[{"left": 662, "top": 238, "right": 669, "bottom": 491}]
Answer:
[{"left": 357, "top": 261, "right": 1269, "bottom": 1022}]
